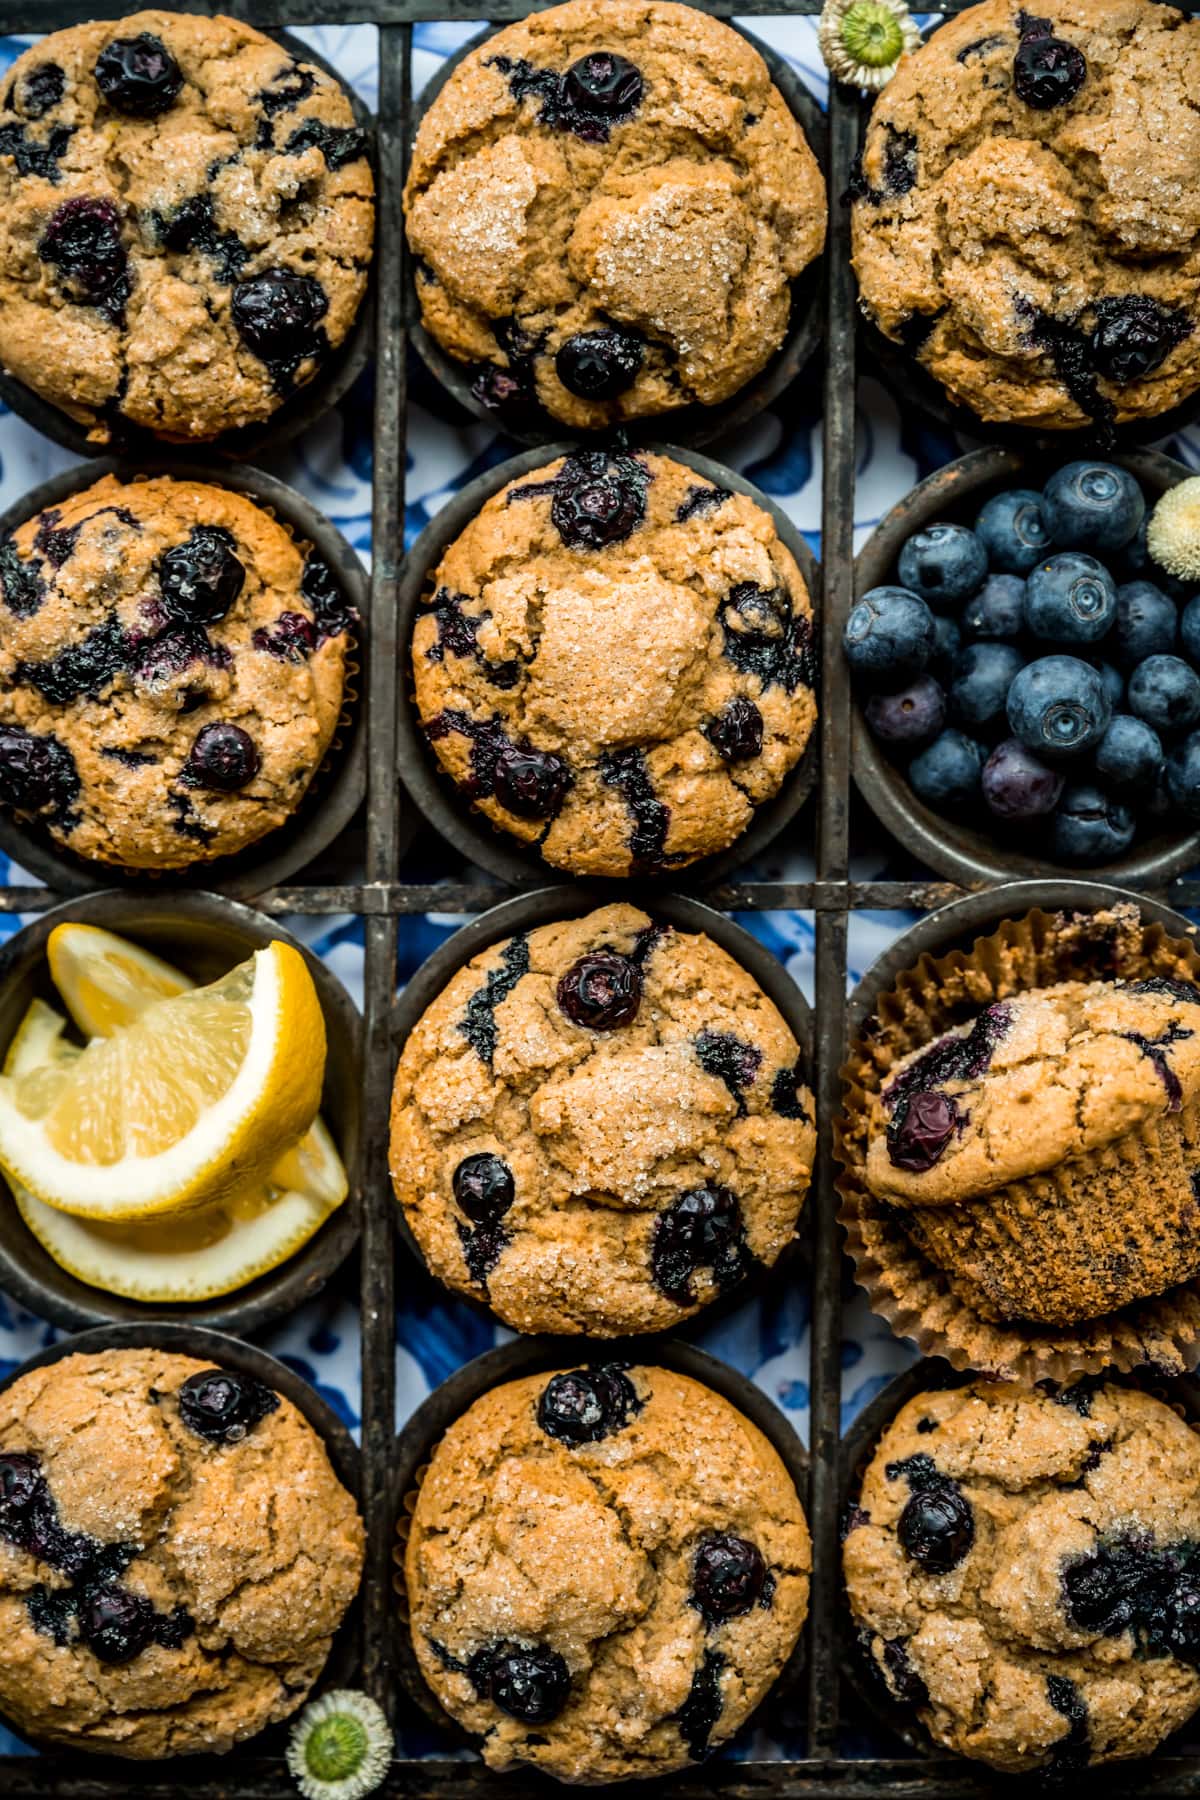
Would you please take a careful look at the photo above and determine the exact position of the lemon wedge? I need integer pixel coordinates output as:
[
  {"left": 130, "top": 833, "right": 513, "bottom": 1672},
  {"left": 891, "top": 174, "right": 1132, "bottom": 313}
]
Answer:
[
  {"left": 48, "top": 922, "right": 190, "bottom": 1037},
  {"left": 0, "top": 941, "right": 325, "bottom": 1221},
  {"left": 3, "top": 1000, "right": 347, "bottom": 1300}
]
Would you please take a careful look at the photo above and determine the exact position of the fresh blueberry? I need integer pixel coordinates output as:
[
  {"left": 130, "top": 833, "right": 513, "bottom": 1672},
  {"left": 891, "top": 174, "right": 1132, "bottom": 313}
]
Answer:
[
  {"left": 897, "top": 524, "right": 988, "bottom": 609},
  {"left": 691, "top": 1534, "right": 769, "bottom": 1624},
  {"left": 177, "top": 1369, "right": 279, "bottom": 1443},
  {"left": 1095, "top": 714, "right": 1164, "bottom": 793},
  {"left": 563, "top": 51, "right": 643, "bottom": 120},
  {"left": 537, "top": 1366, "right": 639, "bottom": 1446},
  {"left": 557, "top": 952, "right": 642, "bottom": 1029},
  {"left": 1127, "top": 654, "right": 1200, "bottom": 736},
  {"left": 864, "top": 675, "right": 945, "bottom": 748},
  {"left": 974, "top": 489, "right": 1051, "bottom": 574},
  {"left": 897, "top": 1484, "right": 975, "bottom": 1573},
  {"left": 469, "top": 1642, "right": 571, "bottom": 1724},
  {"left": 1115, "top": 517, "right": 1196, "bottom": 604},
  {"left": 1180, "top": 594, "right": 1200, "bottom": 668},
  {"left": 1093, "top": 661, "right": 1124, "bottom": 711},
  {"left": 1165, "top": 732, "right": 1200, "bottom": 820},
  {"left": 0, "top": 727, "right": 79, "bottom": 816},
  {"left": 93, "top": 32, "right": 182, "bottom": 116},
  {"left": 493, "top": 744, "right": 569, "bottom": 819},
  {"left": 843, "top": 587, "right": 935, "bottom": 688},
  {"left": 1006, "top": 656, "right": 1111, "bottom": 757},
  {"left": 948, "top": 642, "right": 1026, "bottom": 737},
  {"left": 183, "top": 722, "right": 259, "bottom": 792},
  {"left": 555, "top": 327, "right": 643, "bottom": 400},
  {"left": 704, "top": 696, "right": 763, "bottom": 764},
  {"left": 1115, "top": 580, "right": 1177, "bottom": 668},
  {"left": 452, "top": 1152, "right": 515, "bottom": 1224},
  {"left": 231, "top": 269, "right": 327, "bottom": 381},
  {"left": 159, "top": 526, "right": 244, "bottom": 624},
  {"left": 1042, "top": 462, "right": 1144, "bottom": 553},
  {"left": 1051, "top": 784, "right": 1136, "bottom": 862},
  {"left": 962, "top": 573, "right": 1025, "bottom": 641},
  {"left": 78, "top": 1584, "right": 155, "bottom": 1664},
  {"left": 38, "top": 196, "right": 129, "bottom": 320},
  {"left": 981, "top": 738, "right": 1064, "bottom": 820},
  {"left": 930, "top": 614, "right": 961, "bottom": 681},
  {"left": 908, "top": 729, "right": 985, "bottom": 812},
  {"left": 1024, "top": 552, "right": 1117, "bottom": 644}
]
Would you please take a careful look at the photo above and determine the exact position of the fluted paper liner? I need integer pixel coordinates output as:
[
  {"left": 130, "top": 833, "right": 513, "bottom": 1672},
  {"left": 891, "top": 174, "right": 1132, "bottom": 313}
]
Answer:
[{"left": 837, "top": 902, "right": 1200, "bottom": 1382}]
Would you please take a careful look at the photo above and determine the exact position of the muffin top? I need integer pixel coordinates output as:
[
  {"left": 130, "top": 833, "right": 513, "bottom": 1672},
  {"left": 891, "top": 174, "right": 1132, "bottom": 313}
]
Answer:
[
  {"left": 844, "top": 1380, "right": 1200, "bottom": 1772},
  {"left": 410, "top": 450, "right": 817, "bottom": 878},
  {"left": 406, "top": 1361, "right": 810, "bottom": 1782},
  {"left": 389, "top": 902, "right": 815, "bottom": 1336},
  {"left": 0, "top": 11, "right": 375, "bottom": 443},
  {"left": 851, "top": 0, "right": 1200, "bottom": 431},
  {"left": 0, "top": 472, "right": 354, "bottom": 871},
  {"left": 864, "top": 975, "right": 1200, "bottom": 1206},
  {"left": 404, "top": 0, "right": 826, "bottom": 431},
  {"left": 0, "top": 1347, "right": 363, "bottom": 1758}
]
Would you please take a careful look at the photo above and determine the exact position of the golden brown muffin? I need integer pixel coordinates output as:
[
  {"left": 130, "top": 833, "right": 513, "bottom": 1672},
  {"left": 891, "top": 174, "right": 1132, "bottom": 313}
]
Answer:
[
  {"left": 0, "top": 11, "right": 374, "bottom": 442},
  {"left": 389, "top": 903, "right": 815, "bottom": 1335},
  {"left": 0, "top": 1347, "right": 363, "bottom": 1757},
  {"left": 844, "top": 1380, "right": 1200, "bottom": 1773},
  {"left": 852, "top": 0, "right": 1200, "bottom": 430},
  {"left": 405, "top": 1361, "right": 810, "bottom": 1782},
  {"left": 404, "top": 0, "right": 826, "bottom": 429},
  {"left": 410, "top": 450, "right": 817, "bottom": 877},
  {"left": 0, "top": 472, "right": 354, "bottom": 871}
]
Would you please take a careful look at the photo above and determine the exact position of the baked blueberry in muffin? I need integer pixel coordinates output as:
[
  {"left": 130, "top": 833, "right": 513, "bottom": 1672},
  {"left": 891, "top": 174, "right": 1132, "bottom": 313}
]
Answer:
[
  {"left": 404, "top": 0, "right": 826, "bottom": 430},
  {"left": 0, "top": 472, "right": 354, "bottom": 870},
  {"left": 0, "top": 11, "right": 374, "bottom": 442},
  {"left": 410, "top": 450, "right": 817, "bottom": 877}
]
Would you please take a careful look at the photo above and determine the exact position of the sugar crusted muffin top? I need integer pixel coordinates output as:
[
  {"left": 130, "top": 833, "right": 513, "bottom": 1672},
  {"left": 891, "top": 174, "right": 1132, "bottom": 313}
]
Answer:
[
  {"left": 0, "top": 1347, "right": 363, "bottom": 1758},
  {"left": 406, "top": 1361, "right": 811, "bottom": 1782},
  {"left": 864, "top": 975, "right": 1200, "bottom": 1206},
  {"left": 389, "top": 902, "right": 815, "bottom": 1336},
  {"left": 410, "top": 450, "right": 817, "bottom": 878},
  {"left": 0, "top": 472, "right": 355, "bottom": 871},
  {"left": 844, "top": 1380, "right": 1200, "bottom": 1772},
  {"left": 404, "top": 0, "right": 826, "bottom": 430},
  {"left": 0, "top": 10, "right": 374, "bottom": 442},
  {"left": 852, "top": 0, "right": 1200, "bottom": 431}
]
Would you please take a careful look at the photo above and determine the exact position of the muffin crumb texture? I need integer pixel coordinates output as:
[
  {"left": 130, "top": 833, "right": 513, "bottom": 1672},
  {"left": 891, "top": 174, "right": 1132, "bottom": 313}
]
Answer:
[
  {"left": 0, "top": 10, "right": 374, "bottom": 442},
  {"left": 405, "top": 1363, "right": 811, "bottom": 1782},
  {"left": 845, "top": 1381, "right": 1200, "bottom": 1772},
  {"left": 389, "top": 903, "right": 815, "bottom": 1335},
  {"left": 0, "top": 1348, "right": 363, "bottom": 1758},
  {"left": 404, "top": 0, "right": 826, "bottom": 429}
]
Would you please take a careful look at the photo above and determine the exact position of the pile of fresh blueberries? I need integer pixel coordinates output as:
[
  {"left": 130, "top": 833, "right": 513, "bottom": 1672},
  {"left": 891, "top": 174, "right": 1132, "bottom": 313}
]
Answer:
[{"left": 844, "top": 462, "right": 1200, "bottom": 863}]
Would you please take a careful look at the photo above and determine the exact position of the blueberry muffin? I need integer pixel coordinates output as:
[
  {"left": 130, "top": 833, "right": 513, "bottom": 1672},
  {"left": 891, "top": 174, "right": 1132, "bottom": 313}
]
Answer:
[
  {"left": 861, "top": 975, "right": 1200, "bottom": 1325},
  {"left": 852, "top": 0, "right": 1200, "bottom": 431},
  {"left": 0, "top": 472, "right": 355, "bottom": 871},
  {"left": 0, "top": 1347, "right": 363, "bottom": 1757},
  {"left": 404, "top": 0, "right": 826, "bottom": 431},
  {"left": 389, "top": 902, "right": 814, "bottom": 1336},
  {"left": 844, "top": 1380, "right": 1200, "bottom": 1773},
  {"left": 0, "top": 11, "right": 374, "bottom": 443},
  {"left": 410, "top": 451, "right": 817, "bottom": 877},
  {"left": 405, "top": 1360, "right": 810, "bottom": 1782}
]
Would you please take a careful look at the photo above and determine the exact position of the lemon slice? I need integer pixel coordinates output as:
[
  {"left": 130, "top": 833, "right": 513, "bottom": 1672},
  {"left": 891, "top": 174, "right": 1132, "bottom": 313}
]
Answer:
[
  {"left": 3, "top": 1002, "right": 347, "bottom": 1300},
  {"left": 0, "top": 941, "right": 325, "bottom": 1221},
  {"left": 48, "top": 923, "right": 190, "bottom": 1037}
]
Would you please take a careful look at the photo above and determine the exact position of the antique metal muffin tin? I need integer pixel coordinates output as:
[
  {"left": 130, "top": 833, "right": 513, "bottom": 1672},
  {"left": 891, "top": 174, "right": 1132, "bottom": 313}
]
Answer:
[{"left": 1, "top": 0, "right": 1200, "bottom": 1795}]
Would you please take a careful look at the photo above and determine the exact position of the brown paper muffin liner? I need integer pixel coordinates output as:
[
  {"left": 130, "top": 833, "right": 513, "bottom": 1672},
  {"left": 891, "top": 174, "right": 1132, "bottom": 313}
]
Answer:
[{"left": 837, "top": 901, "right": 1200, "bottom": 1382}]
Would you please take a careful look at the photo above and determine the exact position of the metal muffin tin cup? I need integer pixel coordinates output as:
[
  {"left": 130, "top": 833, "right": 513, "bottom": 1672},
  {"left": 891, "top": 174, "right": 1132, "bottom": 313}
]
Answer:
[
  {"left": 0, "top": 30, "right": 376, "bottom": 464},
  {"left": 396, "top": 441, "right": 820, "bottom": 885},
  {"left": 837, "top": 1358, "right": 1200, "bottom": 1761},
  {"left": 0, "top": 1320, "right": 361, "bottom": 1756},
  {"left": 852, "top": 446, "right": 1200, "bottom": 888},
  {"left": 0, "top": 457, "right": 368, "bottom": 897},
  {"left": 389, "top": 1334, "right": 809, "bottom": 1747},
  {"left": 404, "top": 24, "right": 826, "bottom": 449},
  {"left": 0, "top": 888, "right": 361, "bottom": 1334},
  {"left": 390, "top": 884, "right": 813, "bottom": 1337}
]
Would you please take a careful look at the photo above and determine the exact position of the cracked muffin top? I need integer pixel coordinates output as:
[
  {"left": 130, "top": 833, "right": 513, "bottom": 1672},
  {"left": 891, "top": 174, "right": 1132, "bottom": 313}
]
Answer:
[
  {"left": 0, "top": 471, "right": 355, "bottom": 872},
  {"left": 851, "top": 0, "right": 1200, "bottom": 431},
  {"left": 389, "top": 902, "right": 815, "bottom": 1336},
  {"left": 0, "top": 1347, "right": 363, "bottom": 1758},
  {"left": 403, "top": 0, "right": 826, "bottom": 431},
  {"left": 0, "top": 10, "right": 375, "bottom": 443},
  {"left": 844, "top": 1380, "right": 1200, "bottom": 1773},
  {"left": 405, "top": 1360, "right": 810, "bottom": 1782},
  {"left": 864, "top": 975, "right": 1200, "bottom": 1207},
  {"left": 409, "top": 449, "right": 817, "bottom": 878}
]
